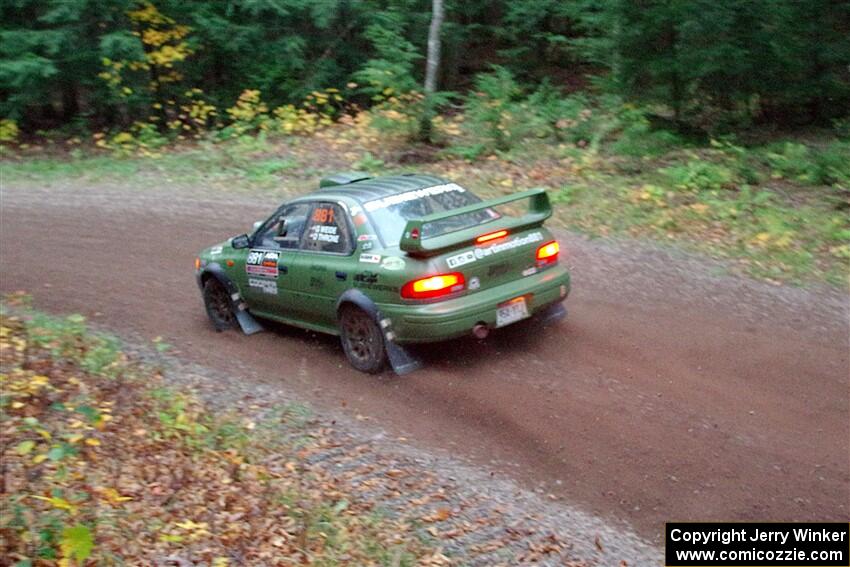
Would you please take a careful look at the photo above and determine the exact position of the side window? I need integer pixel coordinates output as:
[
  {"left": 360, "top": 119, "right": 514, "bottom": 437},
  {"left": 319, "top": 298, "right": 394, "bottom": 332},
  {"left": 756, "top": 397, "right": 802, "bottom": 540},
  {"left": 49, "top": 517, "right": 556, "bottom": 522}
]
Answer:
[
  {"left": 253, "top": 203, "right": 312, "bottom": 249},
  {"left": 301, "top": 203, "right": 353, "bottom": 254}
]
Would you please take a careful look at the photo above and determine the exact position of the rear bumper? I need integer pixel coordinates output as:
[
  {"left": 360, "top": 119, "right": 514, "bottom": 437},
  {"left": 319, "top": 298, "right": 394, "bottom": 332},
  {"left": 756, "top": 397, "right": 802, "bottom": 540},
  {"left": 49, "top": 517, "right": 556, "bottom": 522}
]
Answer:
[{"left": 379, "top": 265, "right": 570, "bottom": 344}]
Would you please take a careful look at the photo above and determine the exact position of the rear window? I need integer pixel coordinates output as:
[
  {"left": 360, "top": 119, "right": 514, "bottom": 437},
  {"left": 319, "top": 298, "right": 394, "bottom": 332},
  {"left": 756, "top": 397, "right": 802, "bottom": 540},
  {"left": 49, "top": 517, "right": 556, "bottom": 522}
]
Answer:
[{"left": 364, "top": 183, "right": 500, "bottom": 245}]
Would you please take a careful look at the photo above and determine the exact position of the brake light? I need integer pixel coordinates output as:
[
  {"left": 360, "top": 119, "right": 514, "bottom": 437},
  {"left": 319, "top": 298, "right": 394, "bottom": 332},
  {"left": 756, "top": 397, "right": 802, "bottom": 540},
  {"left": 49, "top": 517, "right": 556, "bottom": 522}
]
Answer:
[
  {"left": 476, "top": 229, "right": 508, "bottom": 244},
  {"left": 401, "top": 273, "right": 465, "bottom": 299},
  {"left": 536, "top": 241, "right": 559, "bottom": 263}
]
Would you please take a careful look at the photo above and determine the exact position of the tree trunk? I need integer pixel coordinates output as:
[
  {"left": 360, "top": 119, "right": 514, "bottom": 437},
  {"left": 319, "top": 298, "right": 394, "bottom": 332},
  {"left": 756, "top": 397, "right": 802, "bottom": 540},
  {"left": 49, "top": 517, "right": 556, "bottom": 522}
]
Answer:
[{"left": 419, "top": 0, "right": 444, "bottom": 142}]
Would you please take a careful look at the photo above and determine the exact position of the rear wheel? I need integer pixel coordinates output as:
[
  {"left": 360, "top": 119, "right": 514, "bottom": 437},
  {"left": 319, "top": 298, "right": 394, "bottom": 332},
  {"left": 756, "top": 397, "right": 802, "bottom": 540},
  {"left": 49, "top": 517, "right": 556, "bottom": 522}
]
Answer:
[
  {"left": 339, "top": 306, "right": 387, "bottom": 373},
  {"left": 203, "top": 277, "right": 236, "bottom": 331}
]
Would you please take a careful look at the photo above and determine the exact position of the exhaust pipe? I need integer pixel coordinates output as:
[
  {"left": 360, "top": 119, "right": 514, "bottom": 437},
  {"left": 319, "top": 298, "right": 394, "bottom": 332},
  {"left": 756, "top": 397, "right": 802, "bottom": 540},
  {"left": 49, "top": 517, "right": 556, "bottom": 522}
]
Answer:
[{"left": 472, "top": 323, "right": 490, "bottom": 340}]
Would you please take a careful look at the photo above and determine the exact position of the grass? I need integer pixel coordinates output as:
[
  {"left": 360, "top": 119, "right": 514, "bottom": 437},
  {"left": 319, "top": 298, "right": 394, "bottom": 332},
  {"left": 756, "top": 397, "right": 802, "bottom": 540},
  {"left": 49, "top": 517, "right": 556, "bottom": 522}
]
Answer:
[
  {"left": 3, "top": 138, "right": 302, "bottom": 190},
  {"left": 0, "top": 297, "right": 443, "bottom": 566},
  {"left": 2, "top": 121, "right": 848, "bottom": 287}
]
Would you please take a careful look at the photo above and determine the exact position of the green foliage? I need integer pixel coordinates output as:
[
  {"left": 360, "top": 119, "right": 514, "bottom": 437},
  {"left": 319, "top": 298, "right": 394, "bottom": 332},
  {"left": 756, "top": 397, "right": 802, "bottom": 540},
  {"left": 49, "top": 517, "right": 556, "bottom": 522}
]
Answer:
[
  {"left": 96, "top": 122, "right": 171, "bottom": 157},
  {"left": 354, "top": 11, "right": 453, "bottom": 141},
  {"left": 61, "top": 524, "right": 94, "bottom": 563},
  {"left": 1, "top": 119, "right": 20, "bottom": 143},
  {"left": 352, "top": 152, "right": 385, "bottom": 173},
  {"left": 355, "top": 12, "right": 421, "bottom": 98},
  {"left": 525, "top": 82, "right": 588, "bottom": 142},
  {"left": 464, "top": 66, "right": 524, "bottom": 151},
  {"left": 441, "top": 143, "right": 488, "bottom": 162},
  {"left": 26, "top": 313, "right": 124, "bottom": 378},
  {"left": 762, "top": 141, "right": 850, "bottom": 187},
  {"left": 568, "top": 0, "right": 850, "bottom": 128},
  {"left": 610, "top": 106, "right": 685, "bottom": 157},
  {"left": 1, "top": 0, "right": 846, "bottom": 138},
  {"left": 662, "top": 160, "right": 737, "bottom": 192},
  {"left": 833, "top": 117, "right": 850, "bottom": 141}
]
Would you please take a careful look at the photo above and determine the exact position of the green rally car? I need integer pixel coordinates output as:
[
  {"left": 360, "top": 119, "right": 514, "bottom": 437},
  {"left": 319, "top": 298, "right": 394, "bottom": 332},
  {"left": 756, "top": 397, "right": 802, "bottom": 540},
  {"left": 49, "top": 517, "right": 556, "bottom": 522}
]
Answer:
[{"left": 195, "top": 173, "right": 570, "bottom": 374}]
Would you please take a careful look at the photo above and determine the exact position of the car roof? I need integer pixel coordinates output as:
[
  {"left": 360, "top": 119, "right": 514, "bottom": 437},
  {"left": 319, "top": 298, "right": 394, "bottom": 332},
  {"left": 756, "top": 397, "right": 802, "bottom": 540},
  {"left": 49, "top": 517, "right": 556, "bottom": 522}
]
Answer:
[{"left": 306, "top": 173, "right": 449, "bottom": 205}]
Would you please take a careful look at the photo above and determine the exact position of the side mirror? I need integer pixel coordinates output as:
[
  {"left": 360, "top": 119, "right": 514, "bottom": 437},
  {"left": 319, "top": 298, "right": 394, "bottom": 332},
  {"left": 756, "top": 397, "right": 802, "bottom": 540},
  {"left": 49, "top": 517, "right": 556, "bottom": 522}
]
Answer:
[{"left": 232, "top": 234, "right": 251, "bottom": 249}]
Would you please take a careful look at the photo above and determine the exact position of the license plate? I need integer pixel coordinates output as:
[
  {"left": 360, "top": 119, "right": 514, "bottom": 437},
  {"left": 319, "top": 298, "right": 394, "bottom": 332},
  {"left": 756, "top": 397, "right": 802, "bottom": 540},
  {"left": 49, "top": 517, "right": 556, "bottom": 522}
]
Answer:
[{"left": 496, "top": 297, "right": 529, "bottom": 328}]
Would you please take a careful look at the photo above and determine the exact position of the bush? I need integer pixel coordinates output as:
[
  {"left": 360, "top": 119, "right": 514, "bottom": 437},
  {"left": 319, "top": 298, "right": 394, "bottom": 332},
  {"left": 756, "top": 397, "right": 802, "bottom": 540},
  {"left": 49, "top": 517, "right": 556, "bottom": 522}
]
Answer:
[
  {"left": 94, "top": 122, "right": 170, "bottom": 157},
  {"left": 354, "top": 14, "right": 454, "bottom": 141},
  {"left": 763, "top": 142, "right": 815, "bottom": 182},
  {"left": 0, "top": 118, "right": 20, "bottom": 143},
  {"left": 662, "top": 159, "right": 738, "bottom": 192},
  {"left": 611, "top": 118, "right": 683, "bottom": 157},
  {"left": 272, "top": 88, "right": 342, "bottom": 135},
  {"left": 222, "top": 89, "right": 271, "bottom": 137},
  {"left": 763, "top": 141, "right": 850, "bottom": 187},
  {"left": 464, "top": 66, "right": 524, "bottom": 151},
  {"left": 814, "top": 142, "right": 850, "bottom": 189}
]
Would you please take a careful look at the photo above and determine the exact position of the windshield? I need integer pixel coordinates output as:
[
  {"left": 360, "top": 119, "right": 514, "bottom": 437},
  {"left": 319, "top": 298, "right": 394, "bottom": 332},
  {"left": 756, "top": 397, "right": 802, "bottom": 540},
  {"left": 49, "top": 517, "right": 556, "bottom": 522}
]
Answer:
[{"left": 364, "top": 183, "right": 501, "bottom": 245}]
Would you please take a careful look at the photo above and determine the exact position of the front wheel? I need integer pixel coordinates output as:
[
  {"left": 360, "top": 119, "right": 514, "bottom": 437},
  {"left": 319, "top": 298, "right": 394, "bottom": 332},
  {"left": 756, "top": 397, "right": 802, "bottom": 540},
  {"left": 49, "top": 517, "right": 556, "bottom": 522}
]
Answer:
[
  {"left": 203, "top": 277, "right": 236, "bottom": 331},
  {"left": 338, "top": 306, "right": 387, "bottom": 374}
]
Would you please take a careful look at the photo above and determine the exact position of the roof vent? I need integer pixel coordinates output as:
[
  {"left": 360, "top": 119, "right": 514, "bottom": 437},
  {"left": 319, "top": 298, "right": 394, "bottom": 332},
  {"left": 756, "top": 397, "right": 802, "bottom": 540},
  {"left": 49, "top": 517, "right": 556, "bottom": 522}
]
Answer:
[{"left": 319, "top": 172, "right": 371, "bottom": 188}]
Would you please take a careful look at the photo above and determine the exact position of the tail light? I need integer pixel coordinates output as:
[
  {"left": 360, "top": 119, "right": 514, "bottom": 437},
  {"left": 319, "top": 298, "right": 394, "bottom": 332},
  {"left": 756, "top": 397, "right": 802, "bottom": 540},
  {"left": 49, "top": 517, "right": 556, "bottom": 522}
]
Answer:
[
  {"left": 536, "top": 241, "right": 559, "bottom": 265},
  {"left": 475, "top": 229, "right": 508, "bottom": 244},
  {"left": 401, "top": 273, "right": 465, "bottom": 300}
]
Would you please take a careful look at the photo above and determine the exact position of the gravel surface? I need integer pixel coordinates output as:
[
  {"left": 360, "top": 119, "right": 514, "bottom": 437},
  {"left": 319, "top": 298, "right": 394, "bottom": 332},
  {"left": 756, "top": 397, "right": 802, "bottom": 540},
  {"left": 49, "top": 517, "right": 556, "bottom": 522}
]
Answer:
[{"left": 2, "top": 177, "right": 847, "bottom": 563}]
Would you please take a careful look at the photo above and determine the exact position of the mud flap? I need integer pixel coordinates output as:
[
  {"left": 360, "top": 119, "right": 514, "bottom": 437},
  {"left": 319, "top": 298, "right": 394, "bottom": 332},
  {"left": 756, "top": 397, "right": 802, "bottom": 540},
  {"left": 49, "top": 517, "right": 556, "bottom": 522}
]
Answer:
[
  {"left": 235, "top": 308, "right": 264, "bottom": 335},
  {"left": 385, "top": 340, "right": 423, "bottom": 376},
  {"left": 232, "top": 294, "right": 264, "bottom": 335}
]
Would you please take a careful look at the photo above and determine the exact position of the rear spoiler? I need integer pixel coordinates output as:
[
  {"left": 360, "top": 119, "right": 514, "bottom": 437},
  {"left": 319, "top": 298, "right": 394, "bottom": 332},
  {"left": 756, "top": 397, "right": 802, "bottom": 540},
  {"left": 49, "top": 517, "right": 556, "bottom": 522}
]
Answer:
[{"left": 399, "top": 188, "right": 552, "bottom": 256}]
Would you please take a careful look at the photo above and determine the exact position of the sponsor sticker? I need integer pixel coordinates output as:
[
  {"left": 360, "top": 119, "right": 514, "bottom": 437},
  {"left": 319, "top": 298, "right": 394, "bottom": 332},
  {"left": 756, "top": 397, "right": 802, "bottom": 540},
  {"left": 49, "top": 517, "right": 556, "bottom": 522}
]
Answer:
[
  {"left": 522, "top": 266, "right": 537, "bottom": 277},
  {"left": 361, "top": 241, "right": 374, "bottom": 250},
  {"left": 248, "top": 277, "right": 277, "bottom": 295},
  {"left": 468, "top": 276, "right": 481, "bottom": 290},
  {"left": 448, "top": 232, "right": 544, "bottom": 269},
  {"left": 364, "top": 183, "right": 466, "bottom": 212},
  {"left": 359, "top": 253, "right": 381, "bottom": 264},
  {"left": 210, "top": 245, "right": 223, "bottom": 256},
  {"left": 308, "top": 224, "right": 340, "bottom": 243},
  {"left": 354, "top": 272, "right": 378, "bottom": 284},
  {"left": 381, "top": 257, "right": 406, "bottom": 271},
  {"left": 246, "top": 249, "right": 279, "bottom": 278},
  {"left": 357, "top": 234, "right": 377, "bottom": 241},
  {"left": 447, "top": 250, "right": 476, "bottom": 269}
]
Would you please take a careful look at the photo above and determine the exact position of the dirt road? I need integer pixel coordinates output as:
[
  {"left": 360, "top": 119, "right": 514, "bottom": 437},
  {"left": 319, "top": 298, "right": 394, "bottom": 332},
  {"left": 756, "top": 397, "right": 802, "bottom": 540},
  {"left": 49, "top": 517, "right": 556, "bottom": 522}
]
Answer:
[{"left": 1, "top": 179, "right": 848, "bottom": 541}]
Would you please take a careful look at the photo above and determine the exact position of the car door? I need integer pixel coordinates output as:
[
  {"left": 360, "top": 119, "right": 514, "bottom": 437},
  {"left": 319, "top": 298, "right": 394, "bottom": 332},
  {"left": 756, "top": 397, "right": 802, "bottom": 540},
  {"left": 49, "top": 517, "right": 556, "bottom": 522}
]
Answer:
[
  {"left": 283, "top": 201, "right": 358, "bottom": 330},
  {"left": 239, "top": 202, "right": 312, "bottom": 316}
]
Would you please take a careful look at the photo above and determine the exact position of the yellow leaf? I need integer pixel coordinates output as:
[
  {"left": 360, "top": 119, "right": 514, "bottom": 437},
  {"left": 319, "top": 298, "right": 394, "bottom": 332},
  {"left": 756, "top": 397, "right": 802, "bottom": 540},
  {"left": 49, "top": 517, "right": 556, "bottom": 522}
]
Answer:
[
  {"left": 85, "top": 438, "right": 101, "bottom": 446},
  {"left": 30, "top": 375, "right": 49, "bottom": 386},
  {"left": 15, "top": 440, "right": 35, "bottom": 455},
  {"left": 11, "top": 401, "right": 24, "bottom": 409},
  {"left": 33, "top": 496, "right": 78, "bottom": 515},
  {"left": 32, "top": 454, "right": 48, "bottom": 464},
  {"left": 68, "top": 434, "right": 84, "bottom": 444},
  {"left": 97, "top": 487, "right": 133, "bottom": 505}
]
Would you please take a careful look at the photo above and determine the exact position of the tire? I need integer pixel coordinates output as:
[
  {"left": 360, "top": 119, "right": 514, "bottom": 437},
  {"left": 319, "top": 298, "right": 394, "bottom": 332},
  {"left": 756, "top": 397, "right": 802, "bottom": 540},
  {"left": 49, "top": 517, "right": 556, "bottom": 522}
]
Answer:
[
  {"left": 338, "top": 305, "right": 387, "bottom": 374},
  {"left": 203, "top": 277, "right": 237, "bottom": 331}
]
